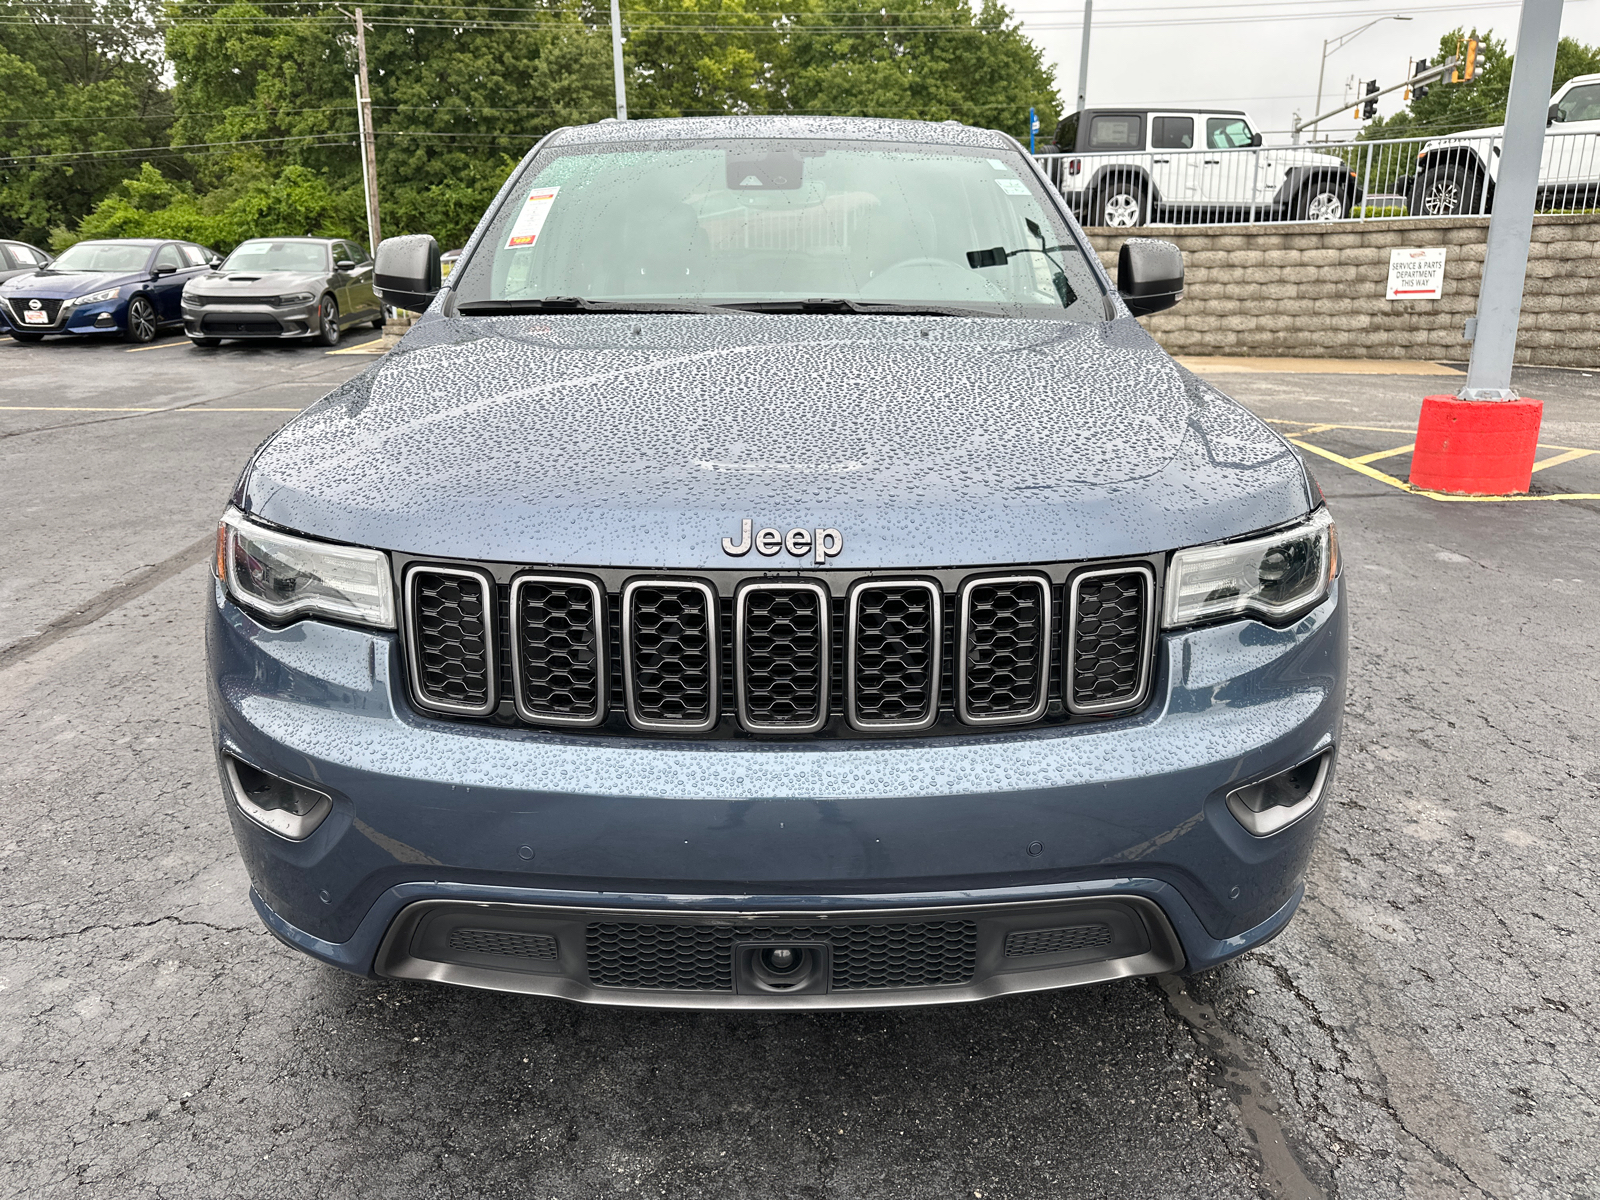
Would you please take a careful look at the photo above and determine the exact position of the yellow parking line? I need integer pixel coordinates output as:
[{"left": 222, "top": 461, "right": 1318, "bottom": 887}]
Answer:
[
  {"left": 125, "top": 340, "right": 191, "bottom": 353},
  {"left": 1350, "top": 443, "right": 1415, "bottom": 465},
  {"left": 1530, "top": 447, "right": 1598, "bottom": 473},
  {"left": 1289, "top": 438, "right": 1600, "bottom": 502}
]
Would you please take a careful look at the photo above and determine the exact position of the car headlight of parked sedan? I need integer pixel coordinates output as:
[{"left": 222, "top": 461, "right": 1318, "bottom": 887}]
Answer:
[
  {"left": 1164, "top": 508, "right": 1337, "bottom": 628},
  {"left": 68, "top": 287, "right": 122, "bottom": 307},
  {"left": 217, "top": 509, "right": 394, "bottom": 628},
  {"left": 276, "top": 292, "right": 316, "bottom": 306}
]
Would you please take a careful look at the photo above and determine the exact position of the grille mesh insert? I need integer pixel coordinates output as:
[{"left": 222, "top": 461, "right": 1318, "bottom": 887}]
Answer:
[
  {"left": 962, "top": 579, "right": 1047, "bottom": 719},
  {"left": 411, "top": 570, "right": 492, "bottom": 710},
  {"left": 740, "top": 587, "right": 825, "bottom": 729},
  {"left": 626, "top": 584, "right": 715, "bottom": 725},
  {"left": 515, "top": 579, "right": 603, "bottom": 722},
  {"left": 1004, "top": 924, "right": 1114, "bottom": 957},
  {"left": 9, "top": 297, "right": 62, "bottom": 324},
  {"left": 1071, "top": 572, "right": 1149, "bottom": 710},
  {"left": 585, "top": 920, "right": 978, "bottom": 991},
  {"left": 448, "top": 928, "right": 558, "bottom": 960},
  {"left": 851, "top": 584, "right": 938, "bottom": 726}
]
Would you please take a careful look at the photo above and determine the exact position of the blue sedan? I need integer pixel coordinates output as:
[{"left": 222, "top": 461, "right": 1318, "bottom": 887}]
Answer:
[{"left": 0, "top": 237, "right": 216, "bottom": 343}]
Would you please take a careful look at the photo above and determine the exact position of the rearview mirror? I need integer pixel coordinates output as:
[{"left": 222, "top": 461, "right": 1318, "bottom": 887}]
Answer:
[
  {"left": 1548, "top": 103, "right": 1560, "bottom": 125},
  {"left": 1116, "top": 238, "right": 1184, "bottom": 316},
  {"left": 373, "top": 234, "right": 441, "bottom": 313}
]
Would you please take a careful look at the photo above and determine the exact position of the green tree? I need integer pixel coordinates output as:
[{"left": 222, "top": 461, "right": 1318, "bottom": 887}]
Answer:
[{"left": 0, "top": 0, "right": 174, "bottom": 243}]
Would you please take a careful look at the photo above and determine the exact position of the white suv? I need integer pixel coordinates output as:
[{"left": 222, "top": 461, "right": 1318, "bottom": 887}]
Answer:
[
  {"left": 1042, "top": 108, "right": 1362, "bottom": 227},
  {"left": 1412, "top": 73, "right": 1600, "bottom": 216}
]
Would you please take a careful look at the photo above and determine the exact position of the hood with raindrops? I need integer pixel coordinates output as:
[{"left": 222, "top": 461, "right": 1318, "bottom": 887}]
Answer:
[{"left": 238, "top": 310, "right": 1312, "bottom": 568}]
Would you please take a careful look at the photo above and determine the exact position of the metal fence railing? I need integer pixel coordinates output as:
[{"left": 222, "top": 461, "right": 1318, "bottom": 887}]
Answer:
[{"left": 1034, "top": 130, "right": 1600, "bottom": 227}]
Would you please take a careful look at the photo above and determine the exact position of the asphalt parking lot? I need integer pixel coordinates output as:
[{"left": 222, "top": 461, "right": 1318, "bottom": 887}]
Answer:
[{"left": 1, "top": 331, "right": 1596, "bottom": 1200}]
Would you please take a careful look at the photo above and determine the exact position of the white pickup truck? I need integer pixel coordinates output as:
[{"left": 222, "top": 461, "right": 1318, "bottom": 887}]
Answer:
[
  {"left": 1412, "top": 73, "right": 1600, "bottom": 215},
  {"left": 1040, "top": 107, "right": 1362, "bottom": 227}
]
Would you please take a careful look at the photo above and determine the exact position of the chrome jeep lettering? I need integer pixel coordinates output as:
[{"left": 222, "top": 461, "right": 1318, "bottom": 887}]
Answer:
[
  {"left": 721, "top": 519, "right": 752, "bottom": 556},
  {"left": 814, "top": 528, "right": 843, "bottom": 566},
  {"left": 755, "top": 527, "right": 783, "bottom": 556}
]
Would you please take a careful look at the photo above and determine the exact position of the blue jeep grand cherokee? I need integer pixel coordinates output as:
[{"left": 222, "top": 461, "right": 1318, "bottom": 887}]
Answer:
[{"left": 207, "top": 116, "right": 1344, "bottom": 1008}]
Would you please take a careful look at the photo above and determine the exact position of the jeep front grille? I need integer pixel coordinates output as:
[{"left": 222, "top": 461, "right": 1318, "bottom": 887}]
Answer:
[
  {"left": 623, "top": 580, "right": 718, "bottom": 731},
  {"left": 401, "top": 560, "right": 1159, "bottom": 737},
  {"left": 1068, "top": 567, "right": 1154, "bottom": 713},
  {"left": 405, "top": 566, "right": 495, "bottom": 715}
]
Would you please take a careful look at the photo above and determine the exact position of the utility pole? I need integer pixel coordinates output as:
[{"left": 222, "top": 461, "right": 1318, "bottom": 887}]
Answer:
[
  {"left": 1076, "top": 0, "right": 1091, "bottom": 112},
  {"left": 1461, "top": 0, "right": 1564, "bottom": 399},
  {"left": 610, "top": 0, "right": 628, "bottom": 120},
  {"left": 351, "top": 8, "right": 381, "bottom": 251},
  {"left": 1298, "top": 14, "right": 1410, "bottom": 143}
]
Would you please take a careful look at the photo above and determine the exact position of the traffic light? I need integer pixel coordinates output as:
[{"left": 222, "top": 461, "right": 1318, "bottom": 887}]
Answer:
[
  {"left": 1452, "top": 34, "right": 1480, "bottom": 83},
  {"left": 1362, "top": 80, "right": 1379, "bottom": 120},
  {"left": 1408, "top": 56, "right": 1431, "bottom": 102}
]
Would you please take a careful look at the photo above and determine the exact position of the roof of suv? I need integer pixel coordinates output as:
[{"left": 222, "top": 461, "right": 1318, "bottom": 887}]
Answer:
[
  {"left": 548, "top": 115, "right": 1017, "bottom": 150},
  {"left": 1072, "top": 107, "right": 1247, "bottom": 117}
]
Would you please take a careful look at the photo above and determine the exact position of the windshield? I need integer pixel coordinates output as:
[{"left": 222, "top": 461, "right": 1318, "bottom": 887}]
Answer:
[
  {"left": 223, "top": 241, "right": 330, "bottom": 273},
  {"left": 50, "top": 243, "right": 151, "bottom": 273},
  {"left": 452, "top": 139, "right": 1105, "bottom": 319}
]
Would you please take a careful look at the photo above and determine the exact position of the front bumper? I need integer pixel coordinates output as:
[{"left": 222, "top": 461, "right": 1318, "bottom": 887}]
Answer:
[
  {"left": 208, "top": 571, "right": 1346, "bottom": 1006},
  {"left": 183, "top": 299, "right": 319, "bottom": 339}
]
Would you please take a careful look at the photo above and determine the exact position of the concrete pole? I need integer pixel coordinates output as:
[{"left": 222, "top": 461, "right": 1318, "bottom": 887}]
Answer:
[
  {"left": 353, "top": 8, "right": 381, "bottom": 250},
  {"left": 1076, "top": 0, "right": 1092, "bottom": 112},
  {"left": 611, "top": 0, "right": 628, "bottom": 120},
  {"left": 1305, "top": 38, "right": 1329, "bottom": 145},
  {"left": 1460, "top": 0, "right": 1564, "bottom": 400}
]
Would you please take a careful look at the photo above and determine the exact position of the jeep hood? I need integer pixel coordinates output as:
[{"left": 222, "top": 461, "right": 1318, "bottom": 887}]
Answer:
[{"left": 240, "top": 312, "right": 1312, "bottom": 569}]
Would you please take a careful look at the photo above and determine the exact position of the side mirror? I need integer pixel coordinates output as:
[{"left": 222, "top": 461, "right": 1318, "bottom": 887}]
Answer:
[
  {"left": 373, "top": 234, "right": 441, "bottom": 313},
  {"left": 335, "top": 259, "right": 356, "bottom": 272},
  {"left": 1548, "top": 103, "right": 1561, "bottom": 125},
  {"left": 1250, "top": 132, "right": 1263, "bottom": 147},
  {"left": 1117, "top": 238, "right": 1184, "bottom": 316},
  {"left": 152, "top": 264, "right": 178, "bottom": 277},
  {"left": 208, "top": 256, "right": 222, "bottom": 269}
]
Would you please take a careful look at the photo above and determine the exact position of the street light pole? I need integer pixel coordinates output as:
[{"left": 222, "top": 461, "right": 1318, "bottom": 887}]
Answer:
[
  {"left": 1076, "top": 0, "right": 1092, "bottom": 112},
  {"left": 1297, "top": 14, "right": 1410, "bottom": 143},
  {"left": 350, "top": 7, "right": 381, "bottom": 251},
  {"left": 1461, "top": 0, "right": 1564, "bottom": 399},
  {"left": 610, "top": 0, "right": 628, "bottom": 120}
]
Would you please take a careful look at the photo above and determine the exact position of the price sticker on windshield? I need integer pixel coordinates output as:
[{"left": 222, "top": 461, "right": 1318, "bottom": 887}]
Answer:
[
  {"left": 996, "top": 178, "right": 1032, "bottom": 196},
  {"left": 506, "top": 187, "right": 560, "bottom": 249}
]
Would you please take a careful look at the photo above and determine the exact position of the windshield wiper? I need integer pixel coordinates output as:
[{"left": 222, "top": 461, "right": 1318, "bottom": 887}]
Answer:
[
  {"left": 725, "top": 298, "right": 995, "bottom": 318},
  {"left": 454, "top": 296, "right": 732, "bottom": 316}
]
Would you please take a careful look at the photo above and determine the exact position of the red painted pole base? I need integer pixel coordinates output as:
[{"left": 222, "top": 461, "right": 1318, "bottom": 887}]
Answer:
[{"left": 1409, "top": 395, "right": 1544, "bottom": 495}]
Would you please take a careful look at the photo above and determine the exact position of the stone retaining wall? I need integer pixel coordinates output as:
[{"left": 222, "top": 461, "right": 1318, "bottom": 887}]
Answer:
[{"left": 1084, "top": 215, "right": 1600, "bottom": 368}]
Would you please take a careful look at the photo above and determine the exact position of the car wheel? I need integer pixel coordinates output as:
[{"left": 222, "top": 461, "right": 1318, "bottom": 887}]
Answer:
[
  {"left": 1095, "top": 183, "right": 1145, "bottom": 229},
  {"left": 371, "top": 316, "right": 386, "bottom": 330},
  {"left": 8, "top": 330, "right": 45, "bottom": 343},
  {"left": 1413, "top": 163, "right": 1483, "bottom": 217},
  {"left": 189, "top": 337, "right": 222, "bottom": 348},
  {"left": 315, "top": 295, "right": 341, "bottom": 347},
  {"left": 1296, "top": 183, "right": 1349, "bottom": 221},
  {"left": 123, "top": 296, "right": 158, "bottom": 343}
]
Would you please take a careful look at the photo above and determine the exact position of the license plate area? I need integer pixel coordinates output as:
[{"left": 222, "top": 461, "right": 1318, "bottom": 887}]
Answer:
[{"left": 23, "top": 309, "right": 48, "bottom": 324}]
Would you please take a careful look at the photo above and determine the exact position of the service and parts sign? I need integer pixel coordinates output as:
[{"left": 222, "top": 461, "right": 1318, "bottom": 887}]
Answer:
[
  {"left": 505, "top": 187, "right": 559, "bottom": 249},
  {"left": 1386, "top": 247, "right": 1447, "bottom": 300}
]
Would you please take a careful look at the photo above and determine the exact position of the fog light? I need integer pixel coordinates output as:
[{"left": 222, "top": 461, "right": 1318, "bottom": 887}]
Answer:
[
  {"left": 735, "top": 942, "right": 829, "bottom": 994},
  {"left": 94, "top": 313, "right": 115, "bottom": 327},
  {"left": 1226, "top": 749, "right": 1332, "bottom": 836},
  {"left": 223, "top": 754, "right": 332, "bottom": 840}
]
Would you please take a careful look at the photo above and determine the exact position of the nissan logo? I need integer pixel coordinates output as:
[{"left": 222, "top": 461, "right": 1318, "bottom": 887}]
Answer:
[{"left": 28, "top": 299, "right": 41, "bottom": 310}]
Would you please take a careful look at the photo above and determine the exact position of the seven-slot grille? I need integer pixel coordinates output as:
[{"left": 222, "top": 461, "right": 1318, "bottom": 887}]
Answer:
[
  {"left": 402, "top": 563, "right": 1155, "bottom": 735},
  {"left": 585, "top": 920, "right": 979, "bottom": 992}
]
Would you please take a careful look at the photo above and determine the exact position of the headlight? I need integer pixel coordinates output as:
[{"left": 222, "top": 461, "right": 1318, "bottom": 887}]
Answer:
[
  {"left": 277, "top": 292, "right": 315, "bottom": 305},
  {"left": 1163, "top": 508, "right": 1337, "bottom": 628},
  {"left": 216, "top": 508, "right": 395, "bottom": 628},
  {"left": 69, "top": 287, "right": 121, "bottom": 306}
]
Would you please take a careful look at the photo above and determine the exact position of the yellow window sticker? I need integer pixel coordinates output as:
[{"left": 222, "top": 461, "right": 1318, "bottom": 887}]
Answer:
[{"left": 506, "top": 187, "right": 560, "bottom": 249}]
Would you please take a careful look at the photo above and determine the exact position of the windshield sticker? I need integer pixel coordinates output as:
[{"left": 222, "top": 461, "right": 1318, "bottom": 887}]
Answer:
[
  {"left": 987, "top": 159, "right": 1009, "bottom": 170},
  {"left": 996, "top": 178, "right": 1032, "bottom": 196},
  {"left": 505, "top": 187, "right": 560, "bottom": 249}
]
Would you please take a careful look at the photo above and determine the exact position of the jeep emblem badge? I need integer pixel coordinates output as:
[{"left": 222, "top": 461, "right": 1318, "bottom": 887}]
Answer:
[{"left": 721, "top": 519, "right": 843, "bottom": 566}]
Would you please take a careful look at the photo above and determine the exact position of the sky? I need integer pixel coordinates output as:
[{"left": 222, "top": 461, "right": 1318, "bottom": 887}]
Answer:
[{"left": 1006, "top": 0, "right": 1600, "bottom": 140}]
